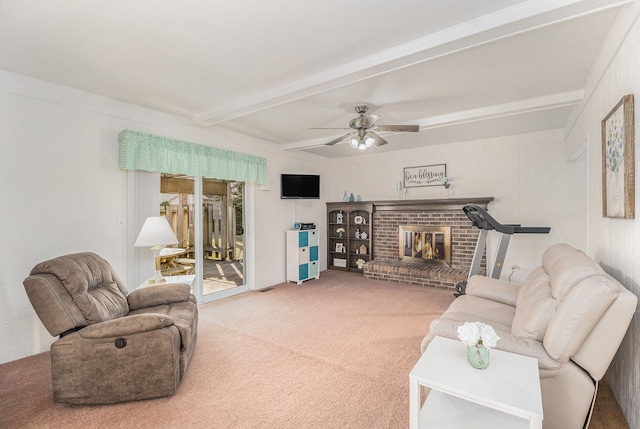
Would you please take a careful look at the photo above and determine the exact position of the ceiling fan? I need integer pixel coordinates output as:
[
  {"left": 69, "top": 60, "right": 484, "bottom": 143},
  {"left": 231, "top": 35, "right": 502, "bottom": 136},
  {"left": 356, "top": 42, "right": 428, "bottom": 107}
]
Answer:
[{"left": 312, "top": 105, "right": 420, "bottom": 150}]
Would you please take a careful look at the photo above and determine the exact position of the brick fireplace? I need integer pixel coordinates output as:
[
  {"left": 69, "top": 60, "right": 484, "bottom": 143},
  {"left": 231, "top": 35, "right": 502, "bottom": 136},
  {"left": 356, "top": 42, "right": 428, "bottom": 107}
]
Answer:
[{"left": 363, "top": 198, "right": 493, "bottom": 289}]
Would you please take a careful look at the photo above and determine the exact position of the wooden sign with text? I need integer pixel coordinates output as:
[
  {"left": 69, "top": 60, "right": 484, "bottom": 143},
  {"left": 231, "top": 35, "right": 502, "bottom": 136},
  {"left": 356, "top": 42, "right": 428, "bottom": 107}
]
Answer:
[{"left": 404, "top": 164, "right": 446, "bottom": 188}]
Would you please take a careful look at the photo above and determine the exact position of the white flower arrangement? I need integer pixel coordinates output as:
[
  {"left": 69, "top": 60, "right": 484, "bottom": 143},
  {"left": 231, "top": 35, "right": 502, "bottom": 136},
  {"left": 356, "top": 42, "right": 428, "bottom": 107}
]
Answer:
[
  {"left": 336, "top": 227, "right": 345, "bottom": 234},
  {"left": 356, "top": 258, "right": 366, "bottom": 269},
  {"left": 457, "top": 322, "right": 500, "bottom": 349}
]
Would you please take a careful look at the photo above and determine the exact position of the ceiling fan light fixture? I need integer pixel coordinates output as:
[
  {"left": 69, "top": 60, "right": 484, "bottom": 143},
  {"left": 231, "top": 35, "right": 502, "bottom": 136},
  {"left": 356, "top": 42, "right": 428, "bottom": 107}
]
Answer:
[
  {"left": 348, "top": 130, "right": 375, "bottom": 150},
  {"left": 364, "top": 135, "right": 375, "bottom": 148}
]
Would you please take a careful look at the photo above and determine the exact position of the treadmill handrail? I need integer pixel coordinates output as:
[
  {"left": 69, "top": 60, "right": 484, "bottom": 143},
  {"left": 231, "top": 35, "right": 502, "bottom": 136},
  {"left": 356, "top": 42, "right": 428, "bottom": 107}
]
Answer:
[
  {"left": 462, "top": 204, "right": 550, "bottom": 235},
  {"left": 513, "top": 226, "right": 551, "bottom": 234},
  {"left": 463, "top": 205, "right": 515, "bottom": 234}
]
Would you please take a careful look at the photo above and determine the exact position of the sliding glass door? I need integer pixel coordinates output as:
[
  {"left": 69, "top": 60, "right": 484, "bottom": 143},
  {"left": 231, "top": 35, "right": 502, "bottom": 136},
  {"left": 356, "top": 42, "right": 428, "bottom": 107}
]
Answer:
[
  {"left": 160, "top": 174, "right": 246, "bottom": 300},
  {"left": 201, "top": 181, "right": 245, "bottom": 295}
]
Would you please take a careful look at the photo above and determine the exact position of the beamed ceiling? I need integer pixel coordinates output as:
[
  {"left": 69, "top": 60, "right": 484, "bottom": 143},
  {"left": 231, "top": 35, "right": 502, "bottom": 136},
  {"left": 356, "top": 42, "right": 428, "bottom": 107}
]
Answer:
[{"left": 0, "top": 0, "right": 634, "bottom": 157}]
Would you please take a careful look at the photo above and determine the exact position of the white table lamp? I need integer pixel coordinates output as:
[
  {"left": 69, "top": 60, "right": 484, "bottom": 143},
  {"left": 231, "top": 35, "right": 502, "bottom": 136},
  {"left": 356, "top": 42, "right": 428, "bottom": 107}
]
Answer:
[{"left": 134, "top": 216, "right": 179, "bottom": 284}]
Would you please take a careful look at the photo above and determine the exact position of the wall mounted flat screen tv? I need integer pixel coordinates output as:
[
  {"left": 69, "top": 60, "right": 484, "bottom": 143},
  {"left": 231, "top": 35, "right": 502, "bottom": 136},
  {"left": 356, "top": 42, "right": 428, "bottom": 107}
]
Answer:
[{"left": 281, "top": 174, "right": 320, "bottom": 199}]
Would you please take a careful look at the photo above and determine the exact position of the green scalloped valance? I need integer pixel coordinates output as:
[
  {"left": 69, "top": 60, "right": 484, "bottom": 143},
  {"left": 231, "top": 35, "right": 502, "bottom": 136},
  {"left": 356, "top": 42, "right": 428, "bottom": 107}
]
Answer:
[{"left": 118, "top": 129, "right": 267, "bottom": 184}]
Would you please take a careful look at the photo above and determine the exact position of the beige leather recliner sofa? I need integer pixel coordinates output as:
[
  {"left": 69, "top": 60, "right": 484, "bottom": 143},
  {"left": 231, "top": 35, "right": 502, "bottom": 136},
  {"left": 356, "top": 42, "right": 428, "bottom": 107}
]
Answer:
[
  {"left": 23, "top": 252, "right": 198, "bottom": 405},
  {"left": 421, "top": 243, "right": 637, "bottom": 429}
]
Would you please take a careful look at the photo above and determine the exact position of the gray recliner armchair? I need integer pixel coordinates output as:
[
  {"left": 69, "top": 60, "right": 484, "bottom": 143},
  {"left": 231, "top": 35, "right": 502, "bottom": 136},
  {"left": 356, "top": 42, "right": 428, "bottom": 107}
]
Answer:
[{"left": 23, "top": 252, "right": 198, "bottom": 405}]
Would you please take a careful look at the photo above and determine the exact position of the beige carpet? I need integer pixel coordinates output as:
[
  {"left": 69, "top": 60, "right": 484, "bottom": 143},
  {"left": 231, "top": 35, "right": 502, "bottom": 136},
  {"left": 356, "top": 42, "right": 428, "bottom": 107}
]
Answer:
[{"left": 0, "top": 271, "right": 629, "bottom": 428}]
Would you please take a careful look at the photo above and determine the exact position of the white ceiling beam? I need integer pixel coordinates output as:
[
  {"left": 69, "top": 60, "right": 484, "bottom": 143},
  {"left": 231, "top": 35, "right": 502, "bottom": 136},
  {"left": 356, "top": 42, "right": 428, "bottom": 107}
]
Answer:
[
  {"left": 190, "top": 0, "right": 629, "bottom": 127},
  {"left": 281, "top": 90, "right": 584, "bottom": 151},
  {"left": 416, "top": 90, "right": 584, "bottom": 130}
]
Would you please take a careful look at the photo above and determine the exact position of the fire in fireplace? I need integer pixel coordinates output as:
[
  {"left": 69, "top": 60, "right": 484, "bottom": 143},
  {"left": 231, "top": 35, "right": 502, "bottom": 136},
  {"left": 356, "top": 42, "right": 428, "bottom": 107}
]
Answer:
[{"left": 399, "top": 225, "right": 451, "bottom": 266}]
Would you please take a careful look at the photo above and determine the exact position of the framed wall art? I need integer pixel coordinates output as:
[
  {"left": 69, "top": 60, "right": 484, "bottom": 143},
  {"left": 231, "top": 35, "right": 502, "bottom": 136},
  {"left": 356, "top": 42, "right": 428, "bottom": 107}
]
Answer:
[
  {"left": 602, "top": 94, "right": 634, "bottom": 219},
  {"left": 404, "top": 164, "right": 446, "bottom": 188}
]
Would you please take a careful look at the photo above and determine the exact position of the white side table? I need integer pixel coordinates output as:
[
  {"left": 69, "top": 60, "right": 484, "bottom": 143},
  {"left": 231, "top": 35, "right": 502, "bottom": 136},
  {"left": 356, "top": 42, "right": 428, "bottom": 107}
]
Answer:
[
  {"left": 410, "top": 336, "right": 543, "bottom": 429},
  {"left": 138, "top": 274, "right": 195, "bottom": 293}
]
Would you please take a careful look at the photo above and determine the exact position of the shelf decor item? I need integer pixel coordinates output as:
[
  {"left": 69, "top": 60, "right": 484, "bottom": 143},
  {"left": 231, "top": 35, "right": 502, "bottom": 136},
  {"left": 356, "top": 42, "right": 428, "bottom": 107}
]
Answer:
[
  {"left": 336, "top": 227, "right": 345, "bottom": 237},
  {"left": 356, "top": 258, "right": 366, "bottom": 269},
  {"left": 457, "top": 322, "right": 500, "bottom": 370}
]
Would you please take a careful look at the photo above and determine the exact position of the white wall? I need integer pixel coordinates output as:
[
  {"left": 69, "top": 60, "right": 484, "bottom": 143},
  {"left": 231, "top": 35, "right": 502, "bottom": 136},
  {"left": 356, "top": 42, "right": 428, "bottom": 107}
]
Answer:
[
  {"left": 252, "top": 154, "right": 329, "bottom": 288},
  {"left": 564, "top": 5, "right": 640, "bottom": 428},
  {"left": 329, "top": 130, "right": 587, "bottom": 282},
  {"left": 0, "top": 70, "right": 330, "bottom": 363}
]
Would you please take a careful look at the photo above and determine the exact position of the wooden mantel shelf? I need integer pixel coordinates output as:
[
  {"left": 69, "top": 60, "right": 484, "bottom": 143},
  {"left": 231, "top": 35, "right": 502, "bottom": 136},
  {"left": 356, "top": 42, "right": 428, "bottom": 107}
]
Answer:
[{"left": 329, "top": 197, "right": 494, "bottom": 212}]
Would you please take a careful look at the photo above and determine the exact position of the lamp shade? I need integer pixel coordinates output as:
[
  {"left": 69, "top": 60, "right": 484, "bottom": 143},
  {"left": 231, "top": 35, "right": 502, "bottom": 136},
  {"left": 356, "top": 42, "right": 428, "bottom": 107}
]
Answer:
[{"left": 134, "top": 216, "right": 179, "bottom": 248}]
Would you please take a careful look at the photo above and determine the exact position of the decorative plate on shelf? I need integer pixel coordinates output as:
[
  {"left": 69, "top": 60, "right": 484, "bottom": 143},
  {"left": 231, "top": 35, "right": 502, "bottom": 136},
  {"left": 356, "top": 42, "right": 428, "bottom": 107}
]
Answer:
[{"left": 354, "top": 215, "right": 365, "bottom": 224}]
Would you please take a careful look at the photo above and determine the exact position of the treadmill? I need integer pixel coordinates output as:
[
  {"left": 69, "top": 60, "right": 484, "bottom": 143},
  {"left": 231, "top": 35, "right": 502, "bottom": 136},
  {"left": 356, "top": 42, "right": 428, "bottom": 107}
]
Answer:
[{"left": 456, "top": 204, "right": 550, "bottom": 296}]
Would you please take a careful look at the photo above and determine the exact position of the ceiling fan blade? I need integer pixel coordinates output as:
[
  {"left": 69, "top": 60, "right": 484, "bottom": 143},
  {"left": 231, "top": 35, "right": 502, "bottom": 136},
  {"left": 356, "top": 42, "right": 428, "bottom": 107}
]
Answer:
[
  {"left": 369, "top": 131, "right": 388, "bottom": 146},
  {"left": 309, "top": 127, "right": 351, "bottom": 130},
  {"left": 376, "top": 124, "right": 419, "bottom": 132},
  {"left": 325, "top": 132, "right": 355, "bottom": 146}
]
